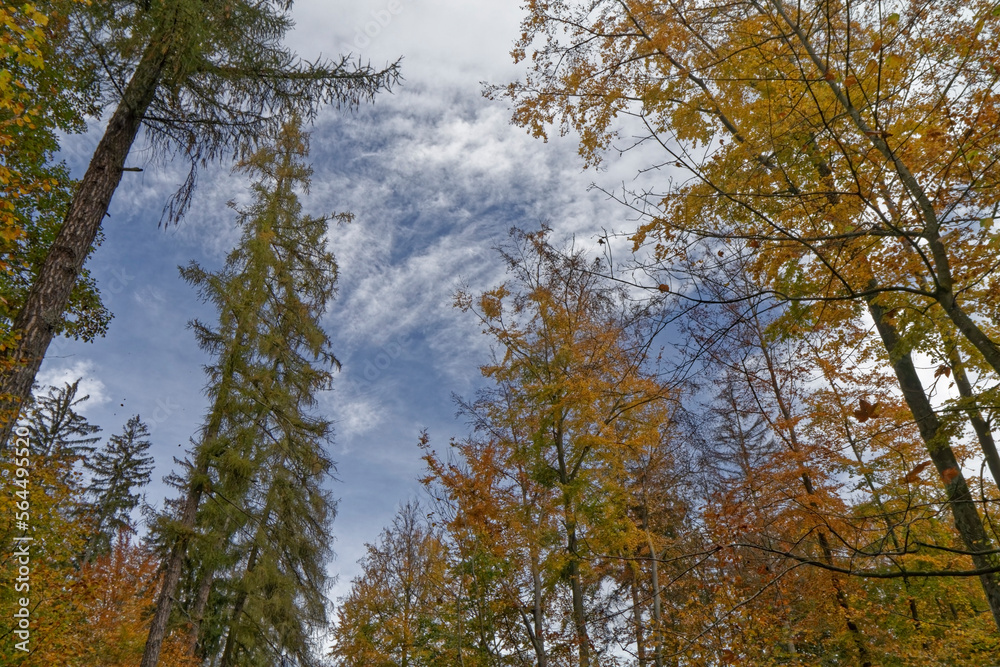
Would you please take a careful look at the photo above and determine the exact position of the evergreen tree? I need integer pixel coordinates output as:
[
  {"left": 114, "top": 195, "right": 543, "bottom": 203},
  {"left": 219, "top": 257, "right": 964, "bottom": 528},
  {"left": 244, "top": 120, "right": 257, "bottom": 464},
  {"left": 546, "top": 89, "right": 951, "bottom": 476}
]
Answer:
[
  {"left": 82, "top": 414, "right": 155, "bottom": 564},
  {"left": 144, "top": 118, "right": 339, "bottom": 667},
  {"left": 0, "top": 0, "right": 399, "bottom": 444},
  {"left": 20, "top": 379, "right": 101, "bottom": 476}
]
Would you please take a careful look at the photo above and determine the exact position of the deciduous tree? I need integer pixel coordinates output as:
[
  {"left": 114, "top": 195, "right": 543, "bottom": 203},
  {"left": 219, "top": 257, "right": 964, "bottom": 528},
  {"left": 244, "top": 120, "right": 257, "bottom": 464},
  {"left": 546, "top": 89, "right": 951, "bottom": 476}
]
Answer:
[{"left": 500, "top": 0, "right": 1000, "bottom": 629}]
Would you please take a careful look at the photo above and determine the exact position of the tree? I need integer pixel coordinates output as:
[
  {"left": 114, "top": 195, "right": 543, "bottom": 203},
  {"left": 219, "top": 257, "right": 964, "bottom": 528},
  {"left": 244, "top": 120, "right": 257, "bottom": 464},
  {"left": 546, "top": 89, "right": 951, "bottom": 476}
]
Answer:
[
  {"left": 143, "top": 118, "right": 340, "bottom": 667},
  {"left": 19, "top": 379, "right": 100, "bottom": 460},
  {"left": 16, "top": 531, "right": 196, "bottom": 667},
  {"left": 0, "top": 0, "right": 399, "bottom": 444},
  {"left": 0, "top": 382, "right": 94, "bottom": 661},
  {"left": 437, "top": 229, "right": 677, "bottom": 667},
  {"left": 81, "top": 414, "right": 155, "bottom": 564},
  {"left": 0, "top": 0, "right": 108, "bottom": 433},
  {"left": 667, "top": 255, "right": 999, "bottom": 663},
  {"left": 329, "top": 502, "right": 456, "bottom": 667},
  {"left": 499, "top": 0, "right": 1000, "bottom": 629}
]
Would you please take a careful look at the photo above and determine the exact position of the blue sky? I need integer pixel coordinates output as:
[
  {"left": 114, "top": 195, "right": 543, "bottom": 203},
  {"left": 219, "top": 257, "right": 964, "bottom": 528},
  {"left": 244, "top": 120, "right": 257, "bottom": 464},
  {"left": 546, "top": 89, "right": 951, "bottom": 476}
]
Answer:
[{"left": 38, "top": 0, "right": 646, "bottom": 601}]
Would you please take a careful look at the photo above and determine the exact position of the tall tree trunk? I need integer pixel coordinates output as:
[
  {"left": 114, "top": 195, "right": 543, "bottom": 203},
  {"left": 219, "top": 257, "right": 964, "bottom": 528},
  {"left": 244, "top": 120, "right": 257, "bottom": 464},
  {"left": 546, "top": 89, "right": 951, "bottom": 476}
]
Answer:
[
  {"left": 530, "top": 547, "right": 548, "bottom": 667},
  {"left": 630, "top": 567, "right": 647, "bottom": 667},
  {"left": 553, "top": 422, "right": 592, "bottom": 667},
  {"left": 867, "top": 299, "right": 1000, "bottom": 629},
  {"left": 0, "top": 37, "right": 168, "bottom": 445},
  {"left": 186, "top": 565, "right": 215, "bottom": 658},
  {"left": 645, "top": 539, "right": 664, "bottom": 667},
  {"left": 638, "top": 495, "right": 664, "bottom": 667},
  {"left": 141, "top": 460, "right": 208, "bottom": 667},
  {"left": 566, "top": 530, "right": 592, "bottom": 667},
  {"left": 186, "top": 513, "right": 235, "bottom": 658},
  {"left": 142, "top": 364, "right": 239, "bottom": 666},
  {"left": 944, "top": 342, "right": 1000, "bottom": 494}
]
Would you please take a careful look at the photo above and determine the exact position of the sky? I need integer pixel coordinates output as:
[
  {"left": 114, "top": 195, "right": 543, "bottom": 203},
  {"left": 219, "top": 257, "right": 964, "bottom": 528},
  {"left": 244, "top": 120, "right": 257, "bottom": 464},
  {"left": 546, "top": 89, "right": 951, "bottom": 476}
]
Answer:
[{"left": 38, "top": 0, "right": 648, "bottom": 604}]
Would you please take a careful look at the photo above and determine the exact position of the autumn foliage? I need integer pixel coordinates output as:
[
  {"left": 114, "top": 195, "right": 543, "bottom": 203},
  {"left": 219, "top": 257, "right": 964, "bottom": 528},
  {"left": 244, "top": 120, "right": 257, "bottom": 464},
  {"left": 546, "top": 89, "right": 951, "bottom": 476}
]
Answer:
[
  {"left": 331, "top": 222, "right": 1000, "bottom": 665},
  {"left": 5, "top": 0, "right": 1000, "bottom": 665}
]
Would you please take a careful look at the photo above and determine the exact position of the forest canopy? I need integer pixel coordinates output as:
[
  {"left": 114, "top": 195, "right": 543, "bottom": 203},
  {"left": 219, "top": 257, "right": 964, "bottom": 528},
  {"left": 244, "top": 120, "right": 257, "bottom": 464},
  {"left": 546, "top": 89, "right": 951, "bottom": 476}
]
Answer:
[{"left": 3, "top": 1, "right": 1000, "bottom": 665}]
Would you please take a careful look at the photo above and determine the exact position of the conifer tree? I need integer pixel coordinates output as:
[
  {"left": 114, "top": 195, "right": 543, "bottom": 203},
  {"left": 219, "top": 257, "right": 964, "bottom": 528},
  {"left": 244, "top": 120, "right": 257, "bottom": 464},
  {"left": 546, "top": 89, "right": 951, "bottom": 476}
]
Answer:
[
  {"left": 20, "top": 380, "right": 101, "bottom": 494},
  {"left": 143, "top": 118, "right": 339, "bottom": 667},
  {"left": 0, "top": 0, "right": 398, "bottom": 444},
  {"left": 82, "top": 414, "right": 155, "bottom": 564}
]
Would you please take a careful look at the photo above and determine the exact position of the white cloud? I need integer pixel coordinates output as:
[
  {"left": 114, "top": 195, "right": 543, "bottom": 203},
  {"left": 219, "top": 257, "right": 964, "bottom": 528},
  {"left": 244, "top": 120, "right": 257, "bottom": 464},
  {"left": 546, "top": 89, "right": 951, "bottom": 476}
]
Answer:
[
  {"left": 35, "top": 359, "right": 109, "bottom": 413},
  {"left": 331, "top": 392, "right": 382, "bottom": 445}
]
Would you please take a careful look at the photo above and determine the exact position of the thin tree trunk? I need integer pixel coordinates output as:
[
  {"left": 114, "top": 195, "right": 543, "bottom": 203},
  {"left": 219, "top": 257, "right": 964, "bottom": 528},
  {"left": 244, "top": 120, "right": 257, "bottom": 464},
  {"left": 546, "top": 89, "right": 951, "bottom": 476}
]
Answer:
[
  {"left": 185, "top": 509, "right": 238, "bottom": 657},
  {"left": 530, "top": 548, "right": 548, "bottom": 667},
  {"left": 553, "top": 421, "right": 592, "bottom": 667},
  {"left": 0, "top": 35, "right": 168, "bottom": 445},
  {"left": 867, "top": 299, "right": 1000, "bottom": 629},
  {"left": 186, "top": 566, "right": 215, "bottom": 658},
  {"left": 142, "top": 362, "right": 239, "bottom": 666},
  {"left": 566, "top": 536, "right": 592, "bottom": 667},
  {"left": 945, "top": 343, "right": 1000, "bottom": 493},
  {"left": 647, "top": 546, "right": 664, "bottom": 667},
  {"left": 219, "top": 538, "right": 261, "bottom": 667},
  {"left": 640, "top": 500, "right": 664, "bottom": 667},
  {"left": 630, "top": 567, "right": 647, "bottom": 667},
  {"left": 141, "top": 459, "right": 208, "bottom": 667}
]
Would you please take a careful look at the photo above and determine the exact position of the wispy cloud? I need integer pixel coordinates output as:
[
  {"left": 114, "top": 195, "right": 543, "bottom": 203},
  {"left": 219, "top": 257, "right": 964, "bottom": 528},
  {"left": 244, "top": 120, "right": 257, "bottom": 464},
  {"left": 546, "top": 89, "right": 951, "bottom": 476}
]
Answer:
[{"left": 45, "top": 0, "right": 649, "bottom": 608}]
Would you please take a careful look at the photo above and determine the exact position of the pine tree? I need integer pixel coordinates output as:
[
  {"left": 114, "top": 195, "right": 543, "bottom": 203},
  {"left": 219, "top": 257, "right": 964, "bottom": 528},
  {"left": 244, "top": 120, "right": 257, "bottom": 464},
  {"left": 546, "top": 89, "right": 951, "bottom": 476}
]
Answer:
[{"left": 81, "top": 414, "right": 155, "bottom": 564}]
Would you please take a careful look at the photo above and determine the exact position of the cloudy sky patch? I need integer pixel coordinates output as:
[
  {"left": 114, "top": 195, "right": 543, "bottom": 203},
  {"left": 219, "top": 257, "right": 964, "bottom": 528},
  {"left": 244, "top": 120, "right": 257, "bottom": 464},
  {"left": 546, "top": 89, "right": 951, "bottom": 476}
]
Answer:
[{"left": 38, "top": 0, "right": 647, "bottom": 604}]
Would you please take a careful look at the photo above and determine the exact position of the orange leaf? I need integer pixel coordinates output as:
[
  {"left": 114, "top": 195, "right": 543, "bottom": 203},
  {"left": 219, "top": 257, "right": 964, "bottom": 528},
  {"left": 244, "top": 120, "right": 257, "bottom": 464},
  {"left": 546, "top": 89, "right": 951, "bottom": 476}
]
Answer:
[
  {"left": 903, "top": 460, "right": 932, "bottom": 483},
  {"left": 853, "top": 397, "right": 882, "bottom": 422},
  {"left": 941, "top": 467, "right": 960, "bottom": 485}
]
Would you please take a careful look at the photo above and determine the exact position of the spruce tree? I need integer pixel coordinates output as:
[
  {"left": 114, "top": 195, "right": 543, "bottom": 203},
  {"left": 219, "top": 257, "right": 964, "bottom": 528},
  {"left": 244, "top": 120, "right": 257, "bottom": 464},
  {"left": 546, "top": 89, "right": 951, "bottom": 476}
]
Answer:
[
  {"left": 21, "top": 380, "right": 100, "bottom": 458},
  {"left": 144, "top": 118, "right": 338, "bottom": 667},
  {"left": 82, "top": 414, "right": 155, "bottom": 564}
]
